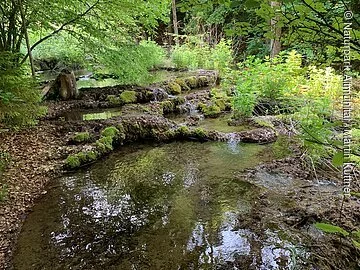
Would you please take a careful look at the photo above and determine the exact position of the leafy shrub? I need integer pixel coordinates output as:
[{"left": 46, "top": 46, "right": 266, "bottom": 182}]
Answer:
[
  {"left": 95, "top": 40, "right": 166, "bottom": 84},
  {"left": 29, "top": 32, "right": 86, "bottom": 69},
  {"left": 0, "top": 52, "right": 46, "bottom": 128},
  {"left": 171, "top": 38, "right": 233, "bottom": 74},
  {"left": 232, "top": 51, "right": 304, "bottom": 117}
]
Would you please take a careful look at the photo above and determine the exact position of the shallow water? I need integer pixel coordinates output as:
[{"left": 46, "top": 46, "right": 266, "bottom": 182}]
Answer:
[
  {"left": 13, "top": 141, "right": 304, "bottom": 270},
  {"left": 61, "top": 108, "right": 124, "bottom": 121}
]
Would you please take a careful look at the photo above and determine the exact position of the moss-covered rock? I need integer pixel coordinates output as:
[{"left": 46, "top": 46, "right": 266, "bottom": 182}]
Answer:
[
  {"left": 167, "top": 82, "right": 182, "bottom": 95},
  {"left": 161, "top": 100, "right": 175, "bottom": 114},
  {"left": 96, "top": 136, "right": 114, "bottom": 153},
  {"left": 193, "top": 128, "right": 208, "bottom": 138},
  {"left": 71, "top": 132, "right": 91, "bottom": 143},
  {"left": 119, "top": 90, "right": 137, "bottom": 103},
  {"left": 185, "top": 76, "right": 198, "bottom": 88},
  {"left": 214, "top": 99, "right": 226, "bottom": 111},
  {"left": 199, "top": 103, "right": 221, "bottom": 118},
  {"left": 101, "top": 126, "right": 120, "bottom": 138},
  {"left": 176, "top": 125, "right": 191, "bottom": 137},
  {"left": 173, "top": 96, "right": 186, "bottom": 106},
  {"left": 175, "top": 78, "right": 191, "bottom": 91},
  {"left": 106, "top": 95, "right": 122, "bottom": 105},
  {"left": 65, "top": 150, "right": 99, "bottom": 169},
  {"left": 65, "top": 155, "right": 81, "bottom": 169}
]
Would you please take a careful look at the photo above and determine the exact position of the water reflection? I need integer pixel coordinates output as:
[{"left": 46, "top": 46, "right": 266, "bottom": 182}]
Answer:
[{"left": 14, "top": 141, "right": 303, "bottom": 269}]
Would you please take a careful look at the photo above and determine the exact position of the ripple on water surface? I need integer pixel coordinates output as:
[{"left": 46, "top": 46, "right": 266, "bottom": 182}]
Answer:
[{"left": 14, "top": 141, "right": 304, "bottom": 269}]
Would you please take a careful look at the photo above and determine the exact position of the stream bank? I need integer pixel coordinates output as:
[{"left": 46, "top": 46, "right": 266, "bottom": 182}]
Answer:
[{"left": 0, "top": 70, "right": 359, "bottom": 269}]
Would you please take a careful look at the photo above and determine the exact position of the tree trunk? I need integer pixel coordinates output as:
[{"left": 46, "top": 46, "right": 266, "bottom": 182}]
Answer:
[
  {"left": 171, "top": 0, "right": 179, "bottom": 45},
  {"left": 18, "top": 0, "right": 35, "bottom": 76},
  {"left": 270, "top": 1, "right": 281, "bottom": 58},
  {"left": 44, "top": 69, "right": 78, "bottom": 100}
]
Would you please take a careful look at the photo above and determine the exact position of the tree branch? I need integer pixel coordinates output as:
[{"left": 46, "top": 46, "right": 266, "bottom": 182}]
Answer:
[{"left": 19, "top": 0, "right": 100, "bottom": 65}]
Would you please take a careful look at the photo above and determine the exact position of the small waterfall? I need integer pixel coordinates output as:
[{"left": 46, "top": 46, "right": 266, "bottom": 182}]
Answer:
[
  {"left": 227, "top": 133, "right": 241, "bottom": 153},
  {"left": 152, "top": 88, "right": 168, "bottom": 102}
]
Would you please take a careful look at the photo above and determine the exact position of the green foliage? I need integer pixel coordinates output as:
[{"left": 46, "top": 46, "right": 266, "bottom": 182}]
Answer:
[
  {"left": 93, "top": 41, "right": 166, "bottom": 85},
  {"left": 119, "top": 91, "right": 137, "bottom": 104},
  {"left": 232, "top": 51, "right": 304, "bottom": 118},
  {"left": 29, "top": 32, "right": 86, "bottom": 69},
  {"left": 314, "top": 223, "right": 350, "bottom": 237},
  {"left": 72, "top": 132, "right": 91, "bottom": 143},
  {"left": 0, "top": 52, "right": 46, "bottom": 128},
  {"left": 96, "top": 136, "right": 114, "bottom": 153},
  {"left": 171, "top": 38, "right": 233, "bottom": 74}
]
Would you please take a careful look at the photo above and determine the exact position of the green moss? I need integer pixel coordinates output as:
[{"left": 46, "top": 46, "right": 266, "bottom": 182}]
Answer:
[
  {"left": 86, "top": 151, "right": 98, "bottom": 161},
  {"left": 116, "top": 123, "right": 126, "bottom": 140},
  {"left": 173, "top": 96, "right": 185, "bottom": 106},
  {"left": 65, "top": 150, "right": 99, "bottom": 169},
  {"left": 161, "top": 100, "right": 175, "bottom": 113},
  {"left": 164, "top": 129, "right": 176, "bottom": 139},
  {"left": 106, "top": 95, "right": 122, "bottom": 105},
  {"left": 72, "top": 132, "right": 91, "bottom": 143},
  {"left": 175, "top": 78, "right": 191, "bottom": 91},
  {"left": 177, "top": 125, "right": 190, "bottom": 137},
  {"left": 96, "top": 136, "right": 114, "bottom": 153},
  {"left": 167, "top": 82, "right": 182, "bottom": 95},
  {"left": 119, "top": 90, "right": 137, "bottom": 103},
  {"left": 185, "top": 76, "right": 198, "bottom": 88},
  {"left": 198, "top": 76, "right": 209, "bottom": 86},
  {"left": 253, "top": 118, "right": 275, "bottom": 130},
  {"left": 65, "top": 155, "right": 81, "bottom": 169},
  {"left": 201, "top": 104, "right": 221, "bottom": 118},
  {"left": 193, "top": 128, "right": 207, "bottom": 138},
  {"left": 214, "top": 99, "right": 226, "bottom": 111},
  {"left": 101, "top": 126, "right": 120, "bottom": 138}
]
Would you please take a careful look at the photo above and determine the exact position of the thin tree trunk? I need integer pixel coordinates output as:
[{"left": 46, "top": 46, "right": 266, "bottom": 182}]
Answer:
[
  {"left": 18, "top": 0, "right": 35, "bottom": 76},
  {"left": 270, "top": 1, "right": 281, "bottom": 58},
  {"left": 171, "top": 0, "right": 179, "bottom": 45}
]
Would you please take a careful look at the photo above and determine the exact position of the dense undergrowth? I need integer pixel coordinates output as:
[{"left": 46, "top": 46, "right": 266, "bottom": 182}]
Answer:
[{"left": 0, "top": 53, "right": 46, "bottom": 128}]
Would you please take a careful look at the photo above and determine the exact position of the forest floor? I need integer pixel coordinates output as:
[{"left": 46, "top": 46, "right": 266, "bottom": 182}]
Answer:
[{"left": 0, "top": 72, "right": 359, "bottom": 269}]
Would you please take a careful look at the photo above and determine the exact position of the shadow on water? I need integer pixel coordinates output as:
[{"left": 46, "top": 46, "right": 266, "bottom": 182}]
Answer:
[{"left": 13, "top": 141, "right": 306, "bottom": 270}]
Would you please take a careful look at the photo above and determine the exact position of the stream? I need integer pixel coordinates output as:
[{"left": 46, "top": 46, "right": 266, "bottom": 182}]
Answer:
[{"left": 13, "top": 141, "right": 307, "bottom": 270}]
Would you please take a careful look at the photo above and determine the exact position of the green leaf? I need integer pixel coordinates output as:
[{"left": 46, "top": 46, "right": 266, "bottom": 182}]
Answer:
[
  {"left": 332, "top": 151, "right": 343, "bottom": 167},
  {"left": 314, "top": 222, "right": 349, "bottom": 237},
  {"left": 352, "top": 240, "right": 360, "bottom": 249}
]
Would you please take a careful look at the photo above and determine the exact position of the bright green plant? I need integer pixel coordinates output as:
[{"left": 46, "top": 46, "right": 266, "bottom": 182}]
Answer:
[
  {"left": 0, "top": 52, "right": 46, "bottom": 128},
  {"left": 232, "top": 51, "right": 304, "bottom": 118},
  {"left": 315, "top": 222, "right": 360, "bottom": 249},
  {"left": 171, "top": 37, "right": 233, "bottom": 74}
]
